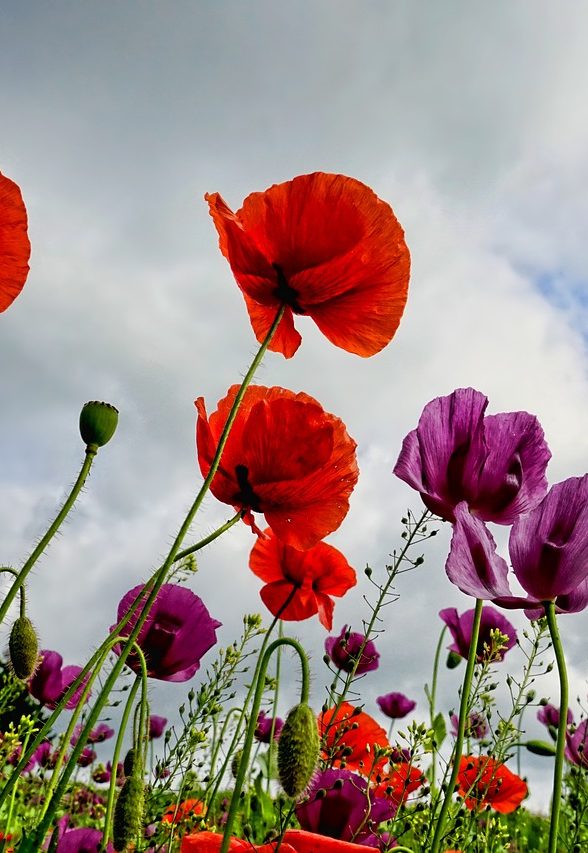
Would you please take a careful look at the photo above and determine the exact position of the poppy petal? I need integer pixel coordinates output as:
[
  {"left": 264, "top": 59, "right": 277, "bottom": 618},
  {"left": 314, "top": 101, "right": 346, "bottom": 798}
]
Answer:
[
  {"left": 0, "top": 172, "right": 31, "bottom": 312},
  {"left": 445, "top": 502, "right": 512, "bottom": 599}
]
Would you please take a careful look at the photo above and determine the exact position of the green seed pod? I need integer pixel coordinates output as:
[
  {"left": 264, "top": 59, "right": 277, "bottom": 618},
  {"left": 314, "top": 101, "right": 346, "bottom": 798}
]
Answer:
[
  {"left": 278, "top": 703, "right": 319, "bottom": 798},
  {"left": 113, "top": 773, "right": 144, "bottom": 851},
  {"left": 79, "top": 401, "right": 119, "bottom": 449},
  {"left": 525, "top": 739, "right": 557, "bottom": 757},
  {"left": 9, "top": 616, "right": 38, "bottom": 679}
]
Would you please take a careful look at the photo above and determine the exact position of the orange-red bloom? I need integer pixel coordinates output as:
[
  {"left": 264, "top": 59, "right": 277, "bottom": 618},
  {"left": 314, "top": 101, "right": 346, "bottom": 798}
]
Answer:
[
  {"left": 457, "top": 756, "right": 527, "bottom": 814},
  {"left": 373, "top": 761, "right": 425, "bottom": 806},
  {"left": 205, "top": 173, "right": 410, "bottom": 359},
  {"left": 319, "top": 702, "right": 389, "bottom": 775},
  {"left": 180, "top": 831, "right": 296, "bottom": 852},
  {"left": 249, "top": 529, "right": 356, "bottom": 629},
  {"left": 162, "top": 798, "right": 204, "bottom": 825},
  {"left": 196, "top": 385, "right": 358, "bottom": 550},
  {"left": 0, "top": 172, "right": 31, "bottom": 312}
]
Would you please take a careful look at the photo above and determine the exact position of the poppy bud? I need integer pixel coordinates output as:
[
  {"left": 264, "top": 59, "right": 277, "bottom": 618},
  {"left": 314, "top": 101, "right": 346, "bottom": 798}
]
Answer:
[
  {"left": 278, "top": 703, "right": 319, "bottom": 798},
  {"left": 79, "top": 401, "right": 119, "bottom": 449},
  {"left": 525, "top": 740, "right": 557, "bottom": 757},
  {"left": 123, "top": 747, "right": 135, "bottom": 777},
  {"left": 9, "top": 615, "right": 38, "bottom": 679},
  {"left": 446, "top": 651, "right": 462, "bottom": 669},
  {"left": 113, "top": 773, "right": 144, "bottom": 851},
  {"left": 231, "top": 749, "right": 243, "bottom": 779}
]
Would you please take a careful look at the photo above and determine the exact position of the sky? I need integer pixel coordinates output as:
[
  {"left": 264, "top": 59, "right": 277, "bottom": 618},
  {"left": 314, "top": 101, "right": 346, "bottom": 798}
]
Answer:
[{"left": 2, "top": 0, "right": 588, "bottom": 811}]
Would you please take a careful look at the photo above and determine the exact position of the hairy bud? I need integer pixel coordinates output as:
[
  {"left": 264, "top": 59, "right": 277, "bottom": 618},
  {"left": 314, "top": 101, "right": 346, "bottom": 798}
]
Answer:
[
  {"left": 278, "top": 703, "right": 319, "bottom": 798},
  {"left": 9, "top": 615, "right": 38, "bottom": 679},
  {"left": 113, "top": 774, "right": 144, "bottom": 851}
]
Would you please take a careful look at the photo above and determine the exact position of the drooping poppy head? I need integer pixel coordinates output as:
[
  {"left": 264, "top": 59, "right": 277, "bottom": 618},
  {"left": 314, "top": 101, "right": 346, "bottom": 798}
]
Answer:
[
  {"left": 112, "top": 584, "right": 221, "bottom": 682},
  {"left": 0, "top": 172, "right": 31, "bottom": 313},
  {"left": 376, "top": 692, "right": 416, "bottom": 720},
  {"left": 249, "top": 529, "right": 356, "bottom": 630},
  {"left": 325, "top": 626, "right": 379, "bottom": 675},
  {"left": 394, "top": 388, "right": 551, "bottom": 525},
  {"left": 457, "top": 755, "right": 527, "bottom": 814},
  {"left": 196, "top": 385, "right": 358, "bottom": 550},
  {"left": 319, "top": 702, "right": 389, "bottom": 776},
  {"left": 205, "top": 173, "right": 410, "bottom": 359},
  {"left": 295, "top": 768, "right": 395, "bottom": 845},
  {"left": 28, "top": 649, "right": 90, "bottom": 710},
  {"left": 439, "top": 605, "right": 517, "bottom": 662},
  {"left": 537, "top": 703, "right": 574, "bottom": 737},
  {"left": 565, "top": 719, "right": 588, "bottom": 768},
  {"left": 148, "top": 714, "right": 168, "bottom": 739},
  {"left": 254, "top": 710, "right": 284, "bottom": 743}
]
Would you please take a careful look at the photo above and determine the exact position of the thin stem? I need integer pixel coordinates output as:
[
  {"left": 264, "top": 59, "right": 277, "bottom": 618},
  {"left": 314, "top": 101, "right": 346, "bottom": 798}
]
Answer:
[
  {"left": 0, "top": 449, "right": 96, "bottom": 626},
  {"left": 430, "top": 598, "right": 483, "bottom": 853},
  {"left": 544, "top": 600, "right": 568, "bottom": 853},
  {"left": 173, "top": 511, "right": 243, "bottom": 563},
  {"left": 266, "top": 621, "right": 283, "bottom": 792},
  {"left": 428, "top": 625, "right": 447, "bottom": 792}
]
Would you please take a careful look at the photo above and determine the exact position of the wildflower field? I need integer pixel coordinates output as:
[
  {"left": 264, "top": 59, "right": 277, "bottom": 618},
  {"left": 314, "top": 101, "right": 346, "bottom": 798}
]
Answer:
[{"left": 1, "top": 168, "right": 588, "bottom": 853}]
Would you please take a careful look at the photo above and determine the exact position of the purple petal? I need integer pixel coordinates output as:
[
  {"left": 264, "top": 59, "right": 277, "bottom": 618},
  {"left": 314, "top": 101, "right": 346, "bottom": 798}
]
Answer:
[{"left": 445, "top": 503, "right": 513, "bottom": 599}]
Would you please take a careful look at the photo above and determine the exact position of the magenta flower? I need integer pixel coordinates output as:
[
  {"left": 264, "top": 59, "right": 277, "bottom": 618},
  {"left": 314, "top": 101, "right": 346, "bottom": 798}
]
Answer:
[
  {"left": 148, "top": 714, "right": 168, "bottom": 739},
  {"left": 394, "top": 388, "right": 550, "bottom": 524},
  {"left": 254, "top": 710, "right": 284, "bottom": 743},
  {"left": 296, "top": 768, "right": 395, "bottom": 844},
  {"left": 56, "top": 827, "right": 114, "bottom": 852},
  {"left": 446, "top": 476, "right": 588, "bottom": 613},
  {"left": 538, "top": 703, "right": 574, "bottom": 735},
  {"left": 325, "top": 626, "right": 379, "bottom": 674},
  {"left": 376, "top": 692, "right": 416, "bottom": 719},
  {"left": 28, "top": 650, "right": 90, "bottom": 710},
  {"left": 439, "top": 605, "right": 517, "bottom": 661},
  {"left": 450, "top": 712, "right": 489, "bottom": 740},
  {"left": 112, "top": 583, "right": 221, "bottom": 682},
  {"left": 565, "top": 720, "right": 588, "bottom": 768},
  {"left": 77, "top": 747, "right": 97, "bottom": 767}
]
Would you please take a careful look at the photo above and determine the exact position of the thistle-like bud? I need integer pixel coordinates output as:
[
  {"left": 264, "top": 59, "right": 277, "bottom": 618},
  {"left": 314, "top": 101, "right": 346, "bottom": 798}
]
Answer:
[
  {"left": 9, "top": 615, "right": 38, "bottom": 679},
  {"left": 278, "top": 703, "right": 319, "bottom": 798},
  {"left": 113, "top": 773, "right": 144, "bottom": 851},
  {"left": 79, "top": 401, "right": 119, "bottom": 449}
]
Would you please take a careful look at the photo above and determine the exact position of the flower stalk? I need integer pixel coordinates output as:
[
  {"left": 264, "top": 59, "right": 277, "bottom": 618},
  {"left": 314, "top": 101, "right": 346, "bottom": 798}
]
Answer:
[{"left": 544, "top": 600, "right": 569, "bottom": 853}]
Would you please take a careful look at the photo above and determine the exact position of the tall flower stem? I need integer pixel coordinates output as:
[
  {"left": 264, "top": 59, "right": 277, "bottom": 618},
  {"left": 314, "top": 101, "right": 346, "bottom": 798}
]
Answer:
[
  {"left": 544, "top": 600, "right": 569, "bottom": 853},
  {"left": 0, "top": 448, "right": 96, "bottom": 627},
  {"left": 220, "top": 637, "right": 310, "bottom": 853},
  {"left": 427, "top": 625, "right": 447, "bottom": 793},
  {"left": 430, "top": 597, "right": 483, "bottom": 853},
  {"left": 266, "top": 621, "right": 284, "bottom": 792}
]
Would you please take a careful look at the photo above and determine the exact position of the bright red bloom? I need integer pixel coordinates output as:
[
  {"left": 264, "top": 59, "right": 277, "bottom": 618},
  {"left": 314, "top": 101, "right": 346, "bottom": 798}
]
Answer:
[
  {"left": 205, "top": 173, "right": 410, "bottom": 359},
  {"left": 162, "top": 798, "right": 204, "bottom": 824},
  {"left": 0, "top": 172, "right": 31, "bottom": 312},
  {"left": 284, "top": 830, "right": 377, "bottom": 852},
  {"left": 319, "top": 702, "right": 389, "bottom": 775},
  {"left": 373, "top": 761, "right": 425, "bottom": 806},
  {"left": 180, "top": 832, "right": 296, "bottom": 852},
  {"left": 249, "top": 529, "right": 356, "bottom": 629},
  {"left": 457, "top": 756, "right": 527, "bottom": 814},
  {"left": 196, "top": 385, "right": 358, "bottom": 550}
]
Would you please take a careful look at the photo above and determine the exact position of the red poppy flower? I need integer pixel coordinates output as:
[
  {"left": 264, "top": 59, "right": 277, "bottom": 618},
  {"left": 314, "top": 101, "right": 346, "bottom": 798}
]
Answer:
[
  {"left": 457, "top": 756, "right": 527, "bottom": 814},
  {"left": 180, "top": 831, "right": 296, "bottom": 852},
  {"left": 162, "top": 798, "right": 204, "bottom": 824},
  {"left": 205, "top": 173, "right": 410, "bottom": 359},
  {"left": 373, "top": 761, "right": 425, "bottom": 806},
  {"left": 0, "top": 172, "right": 31, "bottom": 312},
  {"left": 196, "top": 385, "right": 358, "bottom": 550},
  {"left": 249, "top": 529, "right": 356, "bottom": 629},
  {"left": 319, "top": 702, "right": 389, "bottom": 775},
  {"left": 284, "top": 828, "right": 385, "bottom": 852}
]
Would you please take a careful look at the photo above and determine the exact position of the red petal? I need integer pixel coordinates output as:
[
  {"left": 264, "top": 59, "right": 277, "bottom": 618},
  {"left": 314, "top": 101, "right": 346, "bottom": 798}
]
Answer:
[{"left": 0, "top": 173, "right": 31, "bottom": 312}]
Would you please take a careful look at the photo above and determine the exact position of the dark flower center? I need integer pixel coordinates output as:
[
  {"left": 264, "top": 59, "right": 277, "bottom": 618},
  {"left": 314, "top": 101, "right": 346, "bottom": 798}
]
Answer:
[
  {"left": 233, "top": 464, "right": 263, "bottom": 512},
  {"left": 273, "top": 264, "right": 306, "bottom": 314}
]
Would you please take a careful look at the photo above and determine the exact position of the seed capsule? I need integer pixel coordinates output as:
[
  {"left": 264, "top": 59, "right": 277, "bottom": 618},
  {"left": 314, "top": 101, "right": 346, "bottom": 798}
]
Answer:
[{"left": 79, "top": 401, "right": 119, "bottom": 449}]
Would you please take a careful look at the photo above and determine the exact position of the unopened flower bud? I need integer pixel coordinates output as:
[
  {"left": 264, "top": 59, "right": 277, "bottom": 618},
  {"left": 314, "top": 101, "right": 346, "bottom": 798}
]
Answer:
[
  {"left": 525, "top": 740, "right": 557, "bottom": 757},
  {"left": 446, "top": 651, "right": 462, "bottom": 670},
  {"left": 79, "top": 401, "right": 119, "bottom": 449},
  {"left": 113, "top": 774, "right": 144, "bottom": 851},
  {"left": 123, "top": 747, "right": 135, "bottom": 777},
  {"left": 9, "top": 615, "right": 39, "bottom": 680},
  {"left": 278, "top": 703, "right": 319, "bottom": 798}
]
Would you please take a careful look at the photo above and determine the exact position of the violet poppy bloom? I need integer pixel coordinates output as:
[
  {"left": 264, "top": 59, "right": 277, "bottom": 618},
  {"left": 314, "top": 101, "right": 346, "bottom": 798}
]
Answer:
[
  {"left": 439, "top": 606, "right": 517, "bottom": 662},
  {"left": 450, "top": 712, "right": 489, "bottom": 740},
  {"left": 538, "top": 703, "right": 574, "bottom": 736},
  {"left": 56, "top": 827, "right": 114, "bottom": 852},
  {"left": 77, "top": 747, "right": 97, "bottom": 767},
  {"left": 565, "top": 720, "right": 588, "bottom": 768},
  {"left": 446, "top": 476, "right": 588, "bottom": 614},
  {"left": 112, "top": 584, "right": 221, "bottom": 682},
  {"left": 254, "top": 710, "right": 284, "bottom": 743},
  {"left": 394, "top": 388, "right": 550, "bottom": 524},
  {"left": 376, "top": 692, "right": 416, "bottom": 719},
  {"left": 28, "top": 650, "right": 90, "bottom": 710},
  {"left": 92, "top": 763, "right": 111, "bottom": 784},
  {"left": 148, "top": 714, "right": 168, "bottom": 739},
  {"left": 296, "top": 768, "right": 395, "bottom": 845},
  {"left": 325, "top": 626, "right": 379, "bottom": 675}
]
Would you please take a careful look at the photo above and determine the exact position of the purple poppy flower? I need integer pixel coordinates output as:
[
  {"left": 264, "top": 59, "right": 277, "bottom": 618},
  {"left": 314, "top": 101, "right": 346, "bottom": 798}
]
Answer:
[
  {"left": 254, "top": 710, "right": 284, "bottom": 743},
  {"left": 296, "top": 768, "right": 395, "bottom": 844},
  {"left": 394, "top": 388, "right": 550, "bottom": 525},
  {"left": 446, "top": 476, "right": 588, "bottom": 614},
  {"left": 33, "top": 740, "right": 61, "bottom": 769},
  {"left": 439, "top": 605, "right": 517, "bottom": 662},
  {"left": 325, "top": 626, "right": 379, "bottom": 675},
  {"left": 28, "top": 650, "right": 90, "bottom": 710},
  {"left": 538, "top": 703, "right": 574, "bottom": 735},
  {"left": 376, "top": 692, "right": 416, "bottom": 720},
  {"left": 112, "top": 583, "right": 221, "bottom": 682},
  {"left": 565, "top": 720, "right": 588, "bottom": 768},
  {"left": 77, "top": 747, "right": 97, "bottom": 767},
  {"left": 450, "top": 712, "right": 489, "bottom": 740},
  {"left": 92, "top": 763, "right": 111, "bottom": 784},
  {"left": 148, "top": 714, "right": 168, "bottom": 739},
  {"left": 7, "top": 743, "right": 37, "bottom": 774},
  {"left": 88, "top": 723, "right": 115, "bottom": 743},
  {"left": 56, "top": 827, "right": 114, "bottom": 853}
]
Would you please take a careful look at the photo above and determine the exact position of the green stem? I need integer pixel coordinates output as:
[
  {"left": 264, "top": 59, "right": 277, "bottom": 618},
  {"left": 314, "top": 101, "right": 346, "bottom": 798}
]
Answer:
[
  {"left": 430, "top": 597, "right": 483, "bottom": 853},
  {"left": 173, "top": 511, "right": 243, "bottom": 563},
  {"left": 220, "top": 637, "right": 310, "bottom": 853},
  {"left": 544, "top": 600, "right": 568, "bottom": 853},
  {"left": 0, "top": 449, "right": 96, "bottom": 627},
  {"left": 428, "top": 625, "right": 447, "bottom": 792},
  {"left": 266, "top": 621, "right": 283, "bottom": 792}
]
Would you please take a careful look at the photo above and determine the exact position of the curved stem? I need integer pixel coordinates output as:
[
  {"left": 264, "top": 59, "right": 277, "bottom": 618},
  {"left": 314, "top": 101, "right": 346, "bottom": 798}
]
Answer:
[
  {"left": 430, "top": 598, "right": 483, "bottom": 853},
  {"left": 173, "top": 511, "right": 243, "bottom": 563},
  {"left": 544, "top": 600, "right": 568, "bottom": 853},
  {"left": 0, "top": 449, "right": 96, "bottom": 627}
]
